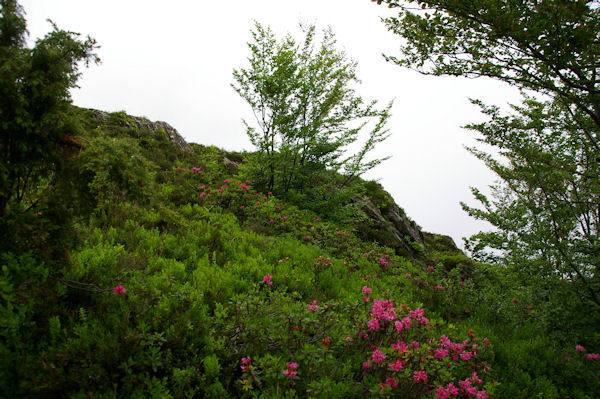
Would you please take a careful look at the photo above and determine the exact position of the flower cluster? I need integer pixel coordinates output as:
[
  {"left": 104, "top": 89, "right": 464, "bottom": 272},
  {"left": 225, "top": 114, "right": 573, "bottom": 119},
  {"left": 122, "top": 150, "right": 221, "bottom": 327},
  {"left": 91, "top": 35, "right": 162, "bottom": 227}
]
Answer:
[{"left": 282, "top": 362, "right": 298, "bottom": 378}]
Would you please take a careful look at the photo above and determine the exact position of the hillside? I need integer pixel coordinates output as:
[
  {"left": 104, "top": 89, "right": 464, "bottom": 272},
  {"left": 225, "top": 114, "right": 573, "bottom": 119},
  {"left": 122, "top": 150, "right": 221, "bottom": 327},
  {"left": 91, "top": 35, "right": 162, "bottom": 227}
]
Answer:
[{"left": 1, "top": 107, "right": 598, "bottom": 398}]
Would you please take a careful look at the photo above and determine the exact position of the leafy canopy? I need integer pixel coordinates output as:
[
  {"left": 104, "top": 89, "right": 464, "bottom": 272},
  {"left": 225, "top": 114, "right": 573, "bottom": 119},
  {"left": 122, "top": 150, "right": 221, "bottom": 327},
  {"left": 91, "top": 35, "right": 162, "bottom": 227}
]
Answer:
[
  {"left": 0, "top": 0, "right": 98, "bottom": 252},
  {"left": 373, "top": 0, "right": 600, "bottom": 319},
  {"left": 232, "top": 22, "right": 392, "bottom": 199}
]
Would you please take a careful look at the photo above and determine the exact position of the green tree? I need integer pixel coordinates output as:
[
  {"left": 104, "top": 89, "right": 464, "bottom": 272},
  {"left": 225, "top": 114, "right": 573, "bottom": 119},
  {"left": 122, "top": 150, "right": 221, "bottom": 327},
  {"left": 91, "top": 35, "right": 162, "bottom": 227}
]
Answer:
[
  {"left": 372, "top": 1, "right": 600, "bottom": 319},
  {"left": 373, "top": 0, "right": 600, "bottom": 150},
  {"left": 0, "top": 0, "right": 98, "bottom": 252},
  {"left": 232, "top": 22, "right": 392, "bottom": 200}
]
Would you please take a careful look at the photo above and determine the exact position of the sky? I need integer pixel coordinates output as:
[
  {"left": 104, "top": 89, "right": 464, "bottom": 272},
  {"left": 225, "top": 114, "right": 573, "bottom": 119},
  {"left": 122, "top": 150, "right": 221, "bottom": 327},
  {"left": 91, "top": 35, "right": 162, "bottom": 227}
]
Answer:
[{"left": 19, "top": 0, "right": 521, "bottom": 249}]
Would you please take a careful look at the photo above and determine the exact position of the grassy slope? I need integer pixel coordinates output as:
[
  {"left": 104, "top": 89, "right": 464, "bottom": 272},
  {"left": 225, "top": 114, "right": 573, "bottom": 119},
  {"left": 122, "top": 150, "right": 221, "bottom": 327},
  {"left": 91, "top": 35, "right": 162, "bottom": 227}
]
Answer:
[{"left": 2, "top": 108, "right": 597, "bottom": 398}]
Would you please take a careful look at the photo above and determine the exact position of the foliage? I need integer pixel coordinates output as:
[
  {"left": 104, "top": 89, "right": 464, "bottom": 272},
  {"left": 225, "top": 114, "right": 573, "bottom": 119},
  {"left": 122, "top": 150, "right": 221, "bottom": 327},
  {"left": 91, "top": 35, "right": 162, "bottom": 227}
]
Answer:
[
  {"left": 0, "top": 0, "right": 98, "bottom": 253},
  {"left": 1, "top": 2, "right": 599, "bottom": 397},
  {"left": 374, "top": 0, "right": 600, "bottom": 151},
  {"left": 374, "top": 0, "right": 600, "bottom": 335},
  {"left": 232, "top": 22, "right": 392, "bottom": 200}
]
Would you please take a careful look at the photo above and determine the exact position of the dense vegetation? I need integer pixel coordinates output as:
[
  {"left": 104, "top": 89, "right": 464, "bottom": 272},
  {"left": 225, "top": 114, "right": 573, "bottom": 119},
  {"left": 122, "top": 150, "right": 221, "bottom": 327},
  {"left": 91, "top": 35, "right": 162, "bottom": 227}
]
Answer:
[{"left": 1, "top": 0, "right": 599, "bottom": 397}]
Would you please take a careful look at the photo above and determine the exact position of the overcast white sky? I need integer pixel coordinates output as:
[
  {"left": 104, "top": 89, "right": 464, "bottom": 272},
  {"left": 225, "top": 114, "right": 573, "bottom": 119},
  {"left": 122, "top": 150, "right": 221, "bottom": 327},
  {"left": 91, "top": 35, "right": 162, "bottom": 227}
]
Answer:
[{"left": 20, "top": 0, "right": 521, "bottom": 249}]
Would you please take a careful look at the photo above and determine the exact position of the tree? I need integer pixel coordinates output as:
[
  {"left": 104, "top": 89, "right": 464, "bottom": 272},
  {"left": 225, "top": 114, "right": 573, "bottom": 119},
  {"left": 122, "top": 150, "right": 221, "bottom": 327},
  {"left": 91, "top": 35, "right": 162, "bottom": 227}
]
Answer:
[
  {"left": 0, "top": 0, "right": 98, "bottom": 251},
  {"left": 373, "top": 0, "right": 600, "bottom": 151},
  {"left": 232, "top": 22, "right": 392, "bottom": 199},
  {"left": 372, "top": 1, "right": 600, "bottom": 320}
]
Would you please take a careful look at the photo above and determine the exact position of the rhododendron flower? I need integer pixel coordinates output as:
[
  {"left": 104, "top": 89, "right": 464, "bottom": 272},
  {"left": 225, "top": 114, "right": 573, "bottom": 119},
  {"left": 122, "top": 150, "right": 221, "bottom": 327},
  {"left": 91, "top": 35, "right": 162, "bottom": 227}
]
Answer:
[
  {"left": 307, "top": 300, "right": 318, "bottom": 311},
  {"left": 362, "top": 286, "right": 372, "bottom": 295},
  {"left": 447, "top": 383, "right": 459, "bottom": 396},
  {"left": 466, "top": 387, "right": 478, "bottom": 397},
  {"left": 460, "top": 351, "right": 473, "bottom": 361},
  {"left": 409, "top": 341, "right": 420, "bottom": 349},
  {"left": 379, "top": 258, "right": 388, "bottom": 267},
  {"left": 241, "top": 356, "right": 252, "bottom": 372},
  {"left": 367, "top": 319, "right": 380, "bottom": 331},
  {"left": 113, "top": 285, "right": 126, "bottom": 295},
  {"left": 282, "top": 362, "right": 298, "bottom": 378},
  {"left": 436, "top": 386, "right": 450, "bottom": 399},
  {"left": 371, "top": 349, "right": 386, "bottom": 364},
  {"left": 388, "top": 358, "right": 403, "bottom": 371},
  {"left": 434, "top": 349, "right": 448, "bottom": 359},
  {"left": 575, "top": 345, "right": 585, "bottom": 352},
  {"left": 363, "top": 297, "right": 371, "bottom": 302},
  {"left": 394, "top": 320, "right": 404, "bottom": 332},
  {"left": 362, "top": 361, "right": 372, "bottom": 369},
  {"left": 385, "top": 377, "right": 398, "bottom": 388},
  {"left": 427, "top": 265, "right": 435, "bottom": 271},
  {"left": 262, "top": 274, "right": 272, "bottom": 285},
  {"left": 413, "top": 370, "right": 427, "bottom": 382},
  {"left": 476, "top": 390, "right": 489, "bottom": 399},
  {"left": 512, "top": 298, "right": 518, "bottom": 303},
  {"left": 391, "top": 340, "right": 408, "bottom": 352},
  {"left": 321, "top": 337, "right": 330, "bottom": 346},
  {"left": 371, "top": 299, "right": 397, "bottom": 321},
  {"left": 345, "top": 336, "right": 351, "bottom": 342},
  {"left": 587, "top": 353, "right": 600, "bottom": 360}
]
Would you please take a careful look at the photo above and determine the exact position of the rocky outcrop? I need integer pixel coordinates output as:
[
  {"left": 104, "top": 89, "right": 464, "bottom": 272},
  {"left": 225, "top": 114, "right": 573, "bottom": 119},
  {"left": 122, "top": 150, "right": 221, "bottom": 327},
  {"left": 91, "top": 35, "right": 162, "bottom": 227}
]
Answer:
[
  {"left": 88, "top": 109, "right": 191, "bottom": 152},
  {"left": 358, "top": 183, "right": 461, "bottom": 260}
]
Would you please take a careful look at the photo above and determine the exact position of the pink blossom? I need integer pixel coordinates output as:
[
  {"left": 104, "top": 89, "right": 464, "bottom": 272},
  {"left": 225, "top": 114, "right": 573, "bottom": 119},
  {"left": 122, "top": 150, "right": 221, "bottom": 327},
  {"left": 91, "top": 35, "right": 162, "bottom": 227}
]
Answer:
[
  {"left": 321, "top": 337, "right": 330, "bottom": 346},
  {"left": 413, "top": 370, "right": 427, "bottom": 382},
  {"left": 305, "top": 235, "right": 311, "bottom": 241},
  {"left": 427, "top": 265, "right": 435, "bottom": 271},
  {"left": 388, "top": 358, "right": 403, "bottom": 372},
  {"left": 367, "top": 319, "right": 380, "bottom": 331},
  {"left": 307, "top": 300, "right": 318, "bottom": 311},
  {"left": 379, "top": 258, "right": 389, "bottom": 267},
  {"left": 345, "top": 336, "right": 351, "bottom": 342},
  {"left": 392, "top": 340, "right": 408, "bottom": 352},
  {"left": 241, "top": 356, "right": 252, "bottom": 372},
  {"left": 262, "top": 274, "right": 272, "bottom": 285},
  {"left": 371, "top": 299, "right": 397, "bottom": 321},
  {"left": 575, "top": 345, "right": 585, "bottom": 352},
  {"left": 113, "top": 285, "right": 126, "bottom": 295},
  {"left": 460, "top": 351, "right": 473, "bottom": 361},
  {"left": 362, "top": 286, "right": 372, "bottom": 295},
  {"left": 476, "top": 390, "right": 489, "bottom": 399},
  {"left": 447, "top": 383, "right": 459, "bottom": 396},
  {"left": 587, "top": 353, "right": 600, "bottom": 360},
  {"left": 371, "top": 349, "right": 386, "bottom": 364},
  {"left": 362, "top": 361, "right": 372, "bottom": 369},
  {"left": 466, "top": 387, "right": 478, "bottom": 397},
  {"left": 512, "top": 298, "right": 518, "bottom": 303},
  {"left": 436, "top": 386, "right": 450, "bottom": 399},
  {"left": 434, "top": 349, "right": 448, "bottom": 359}
]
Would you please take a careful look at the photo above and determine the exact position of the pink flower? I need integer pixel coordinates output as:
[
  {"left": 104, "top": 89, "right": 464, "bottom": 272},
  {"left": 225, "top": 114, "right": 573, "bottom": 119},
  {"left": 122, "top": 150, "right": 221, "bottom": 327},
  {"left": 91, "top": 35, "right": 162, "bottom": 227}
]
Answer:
[
  {"left": 392, "top": 340, "right": 408, "bottom": 352},
  {"left": 388, "top": 358, "right": 403, "bottom": 372},
  {"left": 512, "top": 298, "right": 518, "bottom": 303},
  {"left": 362, "top": 361, "right": 372, "bottom": 369},
  {"left": 362, "top": 286, "right": 372, "bottom": 295},
  {"left": 436, "top": 386, "right": 450, "bottom": 399},
  {"left": 367, "top": 319, "right": 380, "bottom": 331},
  {"left": 460, "top": 351, "right": 473, "bottom": 361},
  {"left": 409, "top": 341, "right": 420, "bottom": 349},
  {"left": 427, "top": 265, "right": 435, "bottom": 271},
  {"left": 345, "top": 336, "right": 351, "bottom": 342},
  {"left": 434, "top": 349, "right": 448, "bottom": 359},
  {"left": 321, "top": 336, "right": 330, "bottom": 346},
  {"left": 282, "top": 361, "right": 298, "bottom": 378},
  {"left": 476, "top": 390, "right": 489, "bottom": 399},
  {"left": 308, "top": 300, "right": 318, "bottom": 311},
  {"left": 575, "top": 345, "right": 585, "bottom": 352},
  {"left": 379, "top": 258, "right": 389, "bottom": 267},
  {"left": 113, "top": 285, "right": 126, "bottom": 295},
  {"left": 447, "top": 383, "right": 459, "bottom": 396},
  {"left": 241, "top": 356, "right": 252, "bottom": 372},
  {"left": 305, "top": 235, "right": 311, "bottom": 241},
  {"left": 413, "top": 370, "right": 427, "bottom": 382},
  {"left": 262, "top": 274, "right": 272, "bottom": 285},
  {"left": 371, "top": 349, "right": 386, "bottom": 364},
  {"left": 587, "top": 353, "right": 600, "bottom": 360}
]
